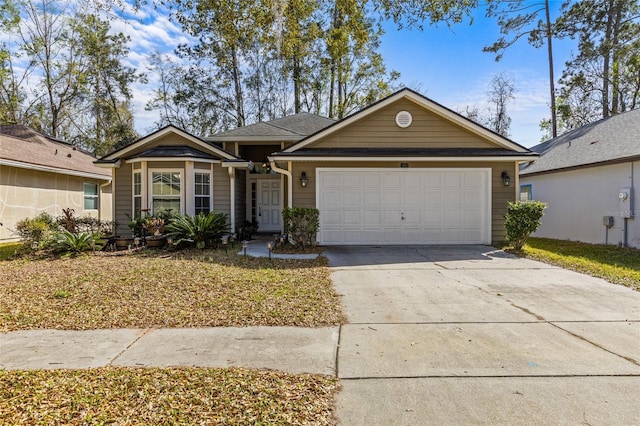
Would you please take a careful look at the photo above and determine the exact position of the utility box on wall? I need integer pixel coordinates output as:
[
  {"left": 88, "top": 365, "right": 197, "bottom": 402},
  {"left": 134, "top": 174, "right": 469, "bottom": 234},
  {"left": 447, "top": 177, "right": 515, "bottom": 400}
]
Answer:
[{"left": 619, "top": 187, "right": 633, "bottom": 218}]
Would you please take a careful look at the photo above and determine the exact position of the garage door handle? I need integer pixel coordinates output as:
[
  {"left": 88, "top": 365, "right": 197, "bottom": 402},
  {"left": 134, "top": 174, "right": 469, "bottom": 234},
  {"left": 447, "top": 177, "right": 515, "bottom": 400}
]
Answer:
[
  {"left": 258, "top": 206, "right": 262, "bottom": 217},
  {"left": 401, "top": 212, "right": 405, "bottom": 220}
]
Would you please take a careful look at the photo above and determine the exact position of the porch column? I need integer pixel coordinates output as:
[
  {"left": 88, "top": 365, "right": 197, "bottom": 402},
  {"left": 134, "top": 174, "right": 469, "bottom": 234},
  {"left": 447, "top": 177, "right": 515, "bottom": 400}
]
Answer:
[
  {"left": 228, "top": 167, "right": 236, "bottom": 232},
  {"left": 185, "top": 161, "right": 194, "bottom": 215}
]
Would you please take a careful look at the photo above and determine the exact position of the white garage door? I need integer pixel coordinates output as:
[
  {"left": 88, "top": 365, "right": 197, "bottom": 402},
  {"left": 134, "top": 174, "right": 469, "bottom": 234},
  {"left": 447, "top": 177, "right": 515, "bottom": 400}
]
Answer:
[{"left": 317, "top": 168, "right": 491, "bottom": 245}]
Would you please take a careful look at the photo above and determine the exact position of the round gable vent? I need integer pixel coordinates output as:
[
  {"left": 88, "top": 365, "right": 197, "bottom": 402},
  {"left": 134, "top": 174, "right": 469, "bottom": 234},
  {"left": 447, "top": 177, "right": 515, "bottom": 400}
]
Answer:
[{"left": 395, "top": 111, "right": 413, "bottom": 128}]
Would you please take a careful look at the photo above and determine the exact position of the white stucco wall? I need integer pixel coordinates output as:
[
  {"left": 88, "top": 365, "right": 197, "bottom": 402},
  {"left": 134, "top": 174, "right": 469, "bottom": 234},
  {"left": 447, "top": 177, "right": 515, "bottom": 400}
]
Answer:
[
  {"left": 0, "top": 165, "right": 112, "bottom": 242},
  {"left": 520, "top": 161, "right": 640, "bottom": 248}
]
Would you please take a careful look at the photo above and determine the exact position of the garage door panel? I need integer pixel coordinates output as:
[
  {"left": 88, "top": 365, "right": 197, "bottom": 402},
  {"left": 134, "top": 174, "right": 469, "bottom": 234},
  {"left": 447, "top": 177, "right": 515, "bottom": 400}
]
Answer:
[
  {"left": 362, "top": 174, "right": 381, "bottom": 189},
  {"left": 382, "top": 173, "right": 402, "bottom": 188},
  {"left": 317, "top": 169, "right": 490, "bottom": 245},
  {"left": 363, "top": 191, "right": 382, "bottom": 207},
  {"left": 320, "top": 174, "right": 343, "bottom": 188},
  {"left": 342, "top": 191, "right": 362, "bottom": 207},
  {"left": 322, "top": 210, "right": 342, "bottom": 225},
  {"left": 402, "top": 173, "right": 423, "bottom": 188},
  {"left": 443, "top": 173, "right": 462, "bottom": 188},
  {"left": 403, "top": 190, "right": 424, "bottom": 205},
  {"left": 401, "top": 210, "right": 422, "bottom": 223},
  {"left": 383, "top": 210, "right": 403, "bottom": 225},
  {"left": 382, "top": 191, "right": 401, "bottom": 206},
  {"left": 363, "top": 210, "right": 382, "bottom": 224},
  {"left": 343, "top": 210, "right": 361, "bottom": 224}
]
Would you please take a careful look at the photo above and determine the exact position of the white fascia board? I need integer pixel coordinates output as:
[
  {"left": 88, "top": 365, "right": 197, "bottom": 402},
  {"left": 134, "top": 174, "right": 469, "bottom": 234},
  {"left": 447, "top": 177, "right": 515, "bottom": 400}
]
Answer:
[
  {"left": 269, "top": 155, "right": 538, "bottom": 163},
  {"left": 103, "top": 126, "right": 238, "bottom": 161},
  {"left": 125, "top": 157, "right": 221, "bottom": 164},
  {"left": 222, "top": 161, "right": 250, "bottom": 168},
  {"left": 94, "top": 160, "right": 120, "bottom": 168},
  {"left": 284, "top": 89, "right": 529, "bottom": 153},
  {"left": 0, "top": 159, "right": 112, "bottom": 181}
]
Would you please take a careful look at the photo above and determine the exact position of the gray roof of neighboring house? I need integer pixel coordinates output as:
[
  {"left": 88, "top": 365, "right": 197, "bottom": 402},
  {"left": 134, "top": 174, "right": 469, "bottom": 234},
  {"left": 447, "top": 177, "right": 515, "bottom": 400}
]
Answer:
[
  {"left": 520, "top": 109, "right": 640, "bottom": 175},
  {"left": 0, "top": 125, "right": 111, "bottom": 179},
  {"left": 206, "top": 112, "right": 336, "bottom": 142}
]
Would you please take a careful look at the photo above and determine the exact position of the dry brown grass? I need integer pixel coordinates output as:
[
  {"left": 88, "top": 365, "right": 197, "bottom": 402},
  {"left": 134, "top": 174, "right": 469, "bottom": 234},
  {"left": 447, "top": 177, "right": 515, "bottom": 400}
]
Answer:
[
  {"left": 0, "top": 250, "right": 345, "bottom": 332},
  {"left": 0, "top": 367, "right": 339, "bottom": 425}
]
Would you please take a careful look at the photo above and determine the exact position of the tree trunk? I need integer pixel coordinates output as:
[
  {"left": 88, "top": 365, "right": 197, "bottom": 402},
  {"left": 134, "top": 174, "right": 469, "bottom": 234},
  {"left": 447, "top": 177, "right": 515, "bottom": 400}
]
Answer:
[
  {"left": 230, "top": 47, "right": 245, "bottom": 127},
  {"left": 293, "top": 55, "right": 301, "bottom": 113},
  {"left": 544, "top": 0, "right": 558, "bottom": 138},
  {"left": 610, "top": 0, "right": 623, "bottom": 114},
  {"left": 602, "top": 1, "right": 614, "bottom": 118}
]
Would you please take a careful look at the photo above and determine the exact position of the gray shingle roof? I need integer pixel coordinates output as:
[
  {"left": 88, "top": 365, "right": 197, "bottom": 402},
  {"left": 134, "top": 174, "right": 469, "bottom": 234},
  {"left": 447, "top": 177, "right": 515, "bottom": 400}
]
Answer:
[
  {"left": 520, "top": 109, "right": 640, "bottom": 175},
  {"left": 135, "top": 146, "right": 218, "bottom": 160},
  {"left": 206, "top": 112, "right": 335, "bottom": 141},
  {"left": 0, "top": 125, "right": 111, "bottom": 178}
]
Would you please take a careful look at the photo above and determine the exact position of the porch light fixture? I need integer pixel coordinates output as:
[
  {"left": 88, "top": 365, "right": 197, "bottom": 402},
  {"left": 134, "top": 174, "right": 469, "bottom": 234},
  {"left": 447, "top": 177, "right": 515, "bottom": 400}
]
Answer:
[
  {"left": 300, "top": 171, "right": 308, "bottom": 188},
  {"left": 501, "top": 171, "right": 511, "bottom": 187}
]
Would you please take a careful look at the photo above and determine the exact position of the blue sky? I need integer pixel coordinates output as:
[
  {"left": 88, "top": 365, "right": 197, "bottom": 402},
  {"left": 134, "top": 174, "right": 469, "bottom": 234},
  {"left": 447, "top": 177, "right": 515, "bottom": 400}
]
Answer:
[{"left": 113, "top": 1, "right": 577, "bottom": 148}]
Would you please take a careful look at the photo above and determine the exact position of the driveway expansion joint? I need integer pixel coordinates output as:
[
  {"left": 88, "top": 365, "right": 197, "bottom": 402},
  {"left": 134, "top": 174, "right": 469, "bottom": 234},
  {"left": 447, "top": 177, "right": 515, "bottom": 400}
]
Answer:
[{"left": 549, "top": 322, "right": 640, "bottom": 366}]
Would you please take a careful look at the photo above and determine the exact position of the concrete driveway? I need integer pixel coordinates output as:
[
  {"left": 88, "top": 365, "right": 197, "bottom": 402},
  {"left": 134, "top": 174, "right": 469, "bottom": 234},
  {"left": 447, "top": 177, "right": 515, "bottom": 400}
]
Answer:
[{"left": 325, "top": 245, "right": 640, "bottom": 425}]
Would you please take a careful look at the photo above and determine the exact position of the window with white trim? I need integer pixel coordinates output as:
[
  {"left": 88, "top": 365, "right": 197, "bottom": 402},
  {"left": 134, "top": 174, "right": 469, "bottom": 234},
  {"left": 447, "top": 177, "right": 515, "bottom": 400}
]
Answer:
[
  {"left": 151, "top": 170, "right": 182, "bottom": 214},
  {"left": 194, "top": 172, "right": 211, "bottom": 215},
  {"left": 83, "top": 182, "right": 98, "bottom": 210},
  {"left": 520, "top": 184, "right": 532, "bottom": 201},
  {"left": 133, "top": 172, "right": 142, "bottom": 217}
]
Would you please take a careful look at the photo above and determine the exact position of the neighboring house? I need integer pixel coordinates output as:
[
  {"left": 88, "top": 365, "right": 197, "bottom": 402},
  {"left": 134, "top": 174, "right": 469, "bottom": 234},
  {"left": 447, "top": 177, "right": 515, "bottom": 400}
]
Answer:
[
  {"left": 0, "top": 125, "right": 113, "bottom": 242},
  {"left": 520, "top": 109, "right": 640, "bottom": 248},
  {"left": 98, "top": 88, "right": 538, "bottom": 244}
]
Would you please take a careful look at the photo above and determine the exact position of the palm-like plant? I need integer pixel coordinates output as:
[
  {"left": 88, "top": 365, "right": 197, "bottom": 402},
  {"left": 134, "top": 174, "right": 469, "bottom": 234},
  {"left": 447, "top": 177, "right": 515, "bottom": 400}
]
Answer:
[
  {"left": 53, "top": 230, "right": 101, "bottom": 254},
  {"left": 165, "top": 212, "right": 229, "bottom": 249}
]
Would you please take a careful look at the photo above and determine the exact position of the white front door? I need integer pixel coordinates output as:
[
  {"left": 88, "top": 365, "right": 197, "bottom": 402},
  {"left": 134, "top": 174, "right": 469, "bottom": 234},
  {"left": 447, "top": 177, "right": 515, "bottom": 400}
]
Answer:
[{"left": 257, "top": 180, "right": 282, "bottom": 232}]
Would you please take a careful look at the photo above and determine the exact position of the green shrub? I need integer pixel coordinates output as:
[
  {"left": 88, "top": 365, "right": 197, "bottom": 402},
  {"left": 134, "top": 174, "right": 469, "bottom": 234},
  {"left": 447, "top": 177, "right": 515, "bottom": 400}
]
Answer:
[
  {"left": 166, "top": 211, "right": 229, "bottom": 249},
  {"left": 53, "top": 230, "right": 101, "bottom": 254},
  {"left": 15, "top": 212, "right": 57, "bottom": 247},
  {"left": 282, "top": 207, "right": 319, "bottom": 246},
  {"left": 504, "top": 201, "right": 547, "bottom": 250}
]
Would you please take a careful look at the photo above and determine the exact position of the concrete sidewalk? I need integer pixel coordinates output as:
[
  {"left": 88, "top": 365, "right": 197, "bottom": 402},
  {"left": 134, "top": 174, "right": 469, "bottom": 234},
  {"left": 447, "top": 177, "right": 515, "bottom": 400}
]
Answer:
[
  {"left": 238, "top": 235, "right": 320, "bottom": 260},
  {"left": 0, "top": 326, "right": 339, "bottom": 375}
]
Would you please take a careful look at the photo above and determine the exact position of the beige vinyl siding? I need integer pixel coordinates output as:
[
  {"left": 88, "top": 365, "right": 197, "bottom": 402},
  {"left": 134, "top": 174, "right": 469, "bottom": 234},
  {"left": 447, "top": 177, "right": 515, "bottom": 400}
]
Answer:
[
  {"left": 314, "top": 99, "right": 499, "bottom": 149},
  {"left": 290, "top": 161, "right": 518, "bottom": 244},
  {"left": 114, "top": 164, "right": 133, "bottom": 236},
  {"left": 0, "top": 166, "right": 110, "bottom": 241},
  {"left": 213, "top": 165, "right": 231, "bottom": 218}
]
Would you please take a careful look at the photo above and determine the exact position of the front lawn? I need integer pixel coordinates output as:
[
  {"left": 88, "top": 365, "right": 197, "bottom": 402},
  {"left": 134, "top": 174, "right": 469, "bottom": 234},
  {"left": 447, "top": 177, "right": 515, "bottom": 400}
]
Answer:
[
  {"left": 0, "top": 242, "right": 22, "bottom": 261},
  {"left": 515, "top": 237, "right": 640, "bottom": 290},
  {"left": 0, "top": 367, "right": 339, "bottom": 425},
  {"left": 0, "top": 250, "right": 344, "bottom": 332}
]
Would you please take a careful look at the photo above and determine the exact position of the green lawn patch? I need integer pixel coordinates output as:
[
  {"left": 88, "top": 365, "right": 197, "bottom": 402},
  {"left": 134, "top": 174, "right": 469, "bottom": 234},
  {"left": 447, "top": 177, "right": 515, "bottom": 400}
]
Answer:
[
  {"left": 513, "top": 237, "right": 640, "bottom": 290},
  {"left": 0, "top": 250, "right": 345, "bottom": 331},
  {"left": 0, "top": 242, "right": 22, "bottom": 260},
  {"left": 0, "top": 367, "right": 339, "bottom": 425}
]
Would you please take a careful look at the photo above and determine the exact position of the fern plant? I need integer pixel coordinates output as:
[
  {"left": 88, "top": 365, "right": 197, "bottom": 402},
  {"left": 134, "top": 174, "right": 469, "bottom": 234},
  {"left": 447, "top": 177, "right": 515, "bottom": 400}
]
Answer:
[{"left": 166, "top": 212, "right": 229, "bottom": 249}]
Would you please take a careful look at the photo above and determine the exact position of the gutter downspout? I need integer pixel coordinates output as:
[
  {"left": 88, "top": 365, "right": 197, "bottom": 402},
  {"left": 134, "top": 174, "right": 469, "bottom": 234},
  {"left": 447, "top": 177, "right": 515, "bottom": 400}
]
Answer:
[
  {"left": 269, "top": 159, "right": 292, "bottom": 209},
  {"left": 228, "top": 167, "right": 236, "bottom": 233}
]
